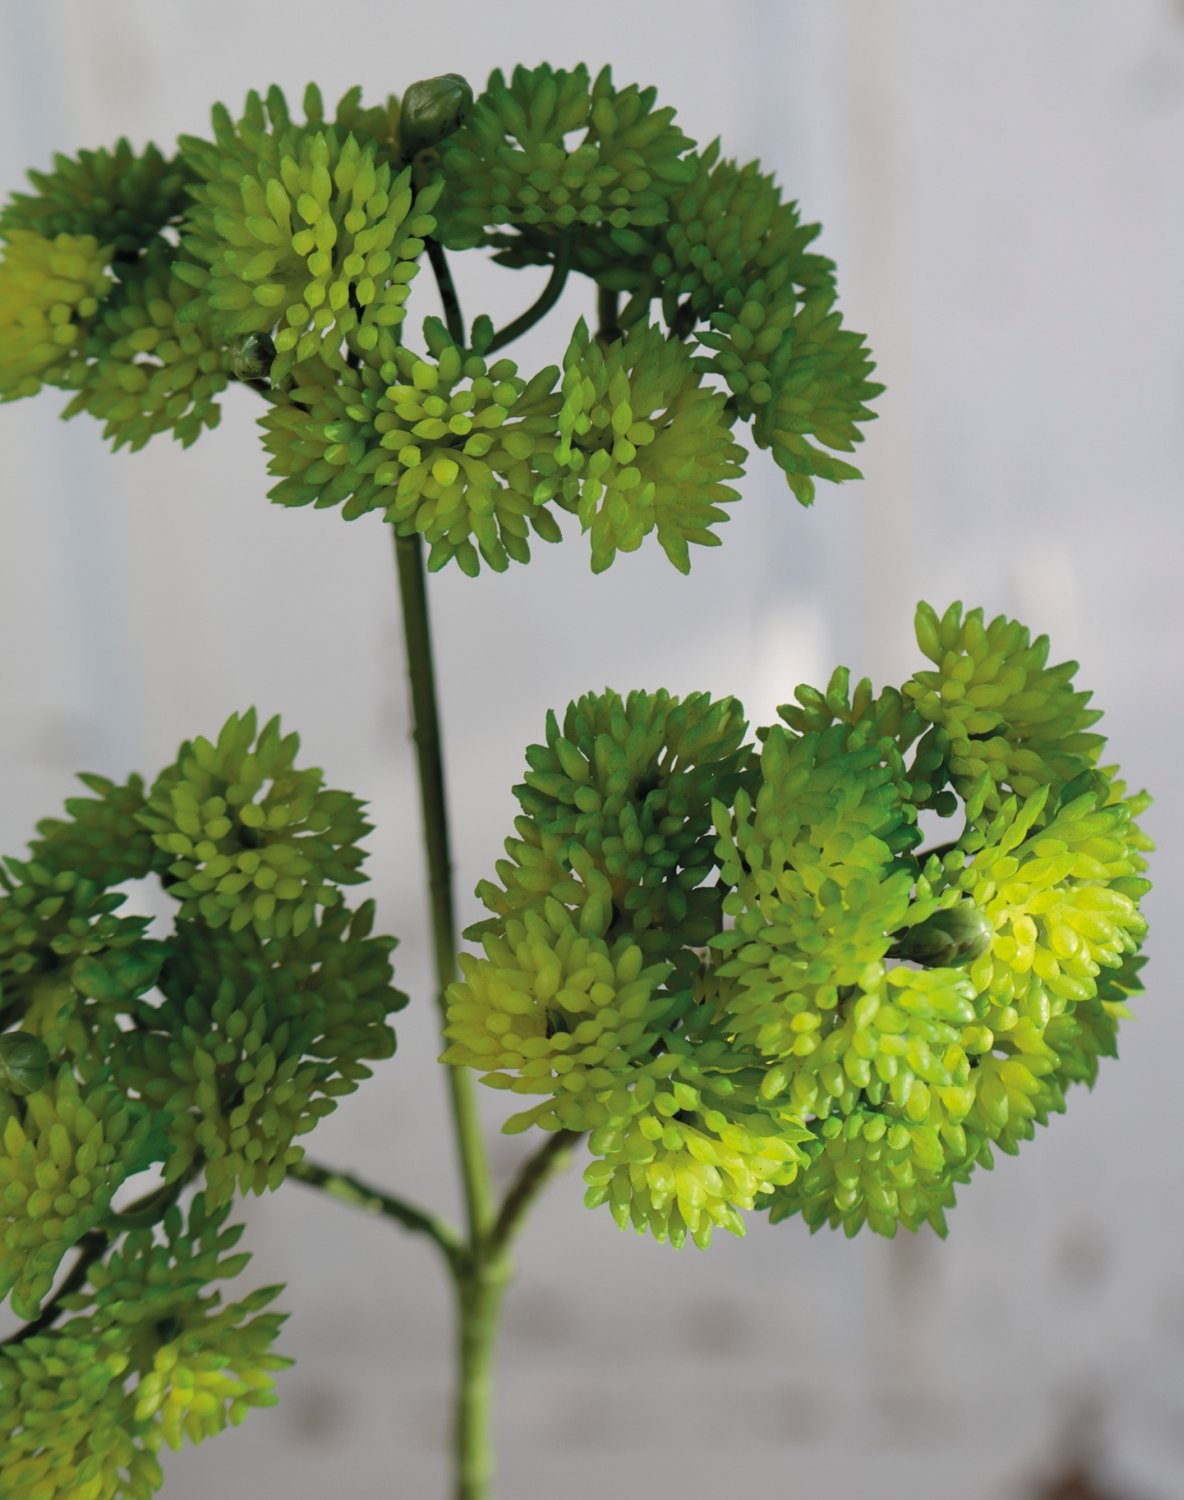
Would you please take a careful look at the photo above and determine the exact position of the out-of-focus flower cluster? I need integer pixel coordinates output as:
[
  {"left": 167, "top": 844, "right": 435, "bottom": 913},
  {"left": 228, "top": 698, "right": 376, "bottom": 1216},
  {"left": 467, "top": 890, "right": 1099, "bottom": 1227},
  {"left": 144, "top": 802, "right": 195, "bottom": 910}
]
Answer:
[
  {"left": 0, "top": 711, "right": 400, "bottom": 1479},
  {"left": 0, "top": 1194, "right": 290, "bottom": 1496},
  {"left": 448, "top": 603, "right": 1151, "bottom": 1246},
  {"left": 1, "top": 67, "right": 881, "bottom": 573}
]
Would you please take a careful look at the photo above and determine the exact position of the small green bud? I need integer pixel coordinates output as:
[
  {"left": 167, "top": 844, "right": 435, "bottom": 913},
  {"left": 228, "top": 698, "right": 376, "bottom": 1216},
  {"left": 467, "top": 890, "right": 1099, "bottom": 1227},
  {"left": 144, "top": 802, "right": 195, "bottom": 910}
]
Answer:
[
  {"left": 231, "top": 332, "right": 276, "bottom": 382},
  {"left": 890, "top": 903, "right": 993, "bottom": 968},
  {"left": 400, "top": 73, "right": 473, "bottom": 157},
  {"left": 0, "top": 1030, "right": 52, "bottom": 1095}
]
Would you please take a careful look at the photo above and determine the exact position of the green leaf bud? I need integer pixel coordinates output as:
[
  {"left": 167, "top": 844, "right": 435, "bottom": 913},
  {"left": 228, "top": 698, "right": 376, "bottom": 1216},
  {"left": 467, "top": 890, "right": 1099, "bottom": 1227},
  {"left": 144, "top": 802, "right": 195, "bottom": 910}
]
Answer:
[
  {"left": 231, "top": 330, "right": 276, "bottom": 382},
  {"left": 889, "top": 902, "right": 993, "bottom": 968},
  {"left": 0, "top": 1032, "right": 50, "bottom": 1096},
  {"left": 400, "top": 73, "right": 474, "bottom": 157}
]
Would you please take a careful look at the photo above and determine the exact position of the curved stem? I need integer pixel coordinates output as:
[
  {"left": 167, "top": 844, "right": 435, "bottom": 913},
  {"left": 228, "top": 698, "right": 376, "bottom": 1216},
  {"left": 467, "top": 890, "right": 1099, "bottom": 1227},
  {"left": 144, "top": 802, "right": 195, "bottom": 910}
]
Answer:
[
  {"left": 288, "top": 1157, "right": 462, "bottom": 1269},
  {"left": 487, "top": 239, "right": 572, "bottom": 353}
]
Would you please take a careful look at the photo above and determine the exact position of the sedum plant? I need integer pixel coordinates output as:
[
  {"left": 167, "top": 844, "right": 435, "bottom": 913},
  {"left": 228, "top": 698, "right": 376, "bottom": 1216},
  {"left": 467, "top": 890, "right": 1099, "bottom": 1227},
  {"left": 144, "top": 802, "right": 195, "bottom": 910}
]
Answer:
[{"left": 0, "top": 64, "right": 1151, "bottom": 1500}]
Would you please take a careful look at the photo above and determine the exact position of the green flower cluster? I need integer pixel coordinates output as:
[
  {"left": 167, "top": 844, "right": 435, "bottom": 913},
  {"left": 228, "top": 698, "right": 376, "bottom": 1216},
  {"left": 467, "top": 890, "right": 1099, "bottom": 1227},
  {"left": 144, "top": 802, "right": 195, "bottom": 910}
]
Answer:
[
  {"left": 0, "top": 1195, "right": 289, "bottom": 1494},
  {"left": 140, "top": 708, "right": 371, "bottom": 941},
  {"left": 436, "top": 63, "right": 696, "bottom": 251},
  {"left": 177, "top": 86, "right": 440, "bottom": 380},
  {"left": 2, "top": 68, "right": 881, "bottom": 572},
  {"left": 121, "top": 904, "right": 403, "bottom": 1202},
  {"left": 0, "top": 1068, "right": 153, "bottom": 1319},
  {"left": 0, "top": 229, "right": 111, "bottom": 400},
  {"left": 554, "top": 319, "right": 745, "bottom": 572},
  {"left": 261, "top": 316, "right": 562, "bottom": 574},
  {"left": 451, "top": 604, "right": 1151, "bottom": 1244},
  {"left": 61, "top": 243, "right": 234, "bottom": 451},
  {"left": 0, "top": 711, "right": 400, "bottom": 1324}
]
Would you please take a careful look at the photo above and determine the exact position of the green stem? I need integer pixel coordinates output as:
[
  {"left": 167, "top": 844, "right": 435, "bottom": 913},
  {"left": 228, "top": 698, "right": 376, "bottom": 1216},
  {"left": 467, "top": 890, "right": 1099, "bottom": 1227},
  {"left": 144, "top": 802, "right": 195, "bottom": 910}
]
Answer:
[
  {"left": 595, "top": 286, "right": 620, "bottom": 348},
  {"left": 427, "top": 239, "right": 466, "bottom": 348},
  {"left": 487, "top": 239, "right": 572, "bottom": 353},
  {"left": 392, "top": 531, "right": 493, "bottom": 1246},
  {"left": 288, "top": 1157, "right": 462, "bottom": 1268},
  {"left": 489, "top": 1130, "right": 582, "bottom": 1258}
]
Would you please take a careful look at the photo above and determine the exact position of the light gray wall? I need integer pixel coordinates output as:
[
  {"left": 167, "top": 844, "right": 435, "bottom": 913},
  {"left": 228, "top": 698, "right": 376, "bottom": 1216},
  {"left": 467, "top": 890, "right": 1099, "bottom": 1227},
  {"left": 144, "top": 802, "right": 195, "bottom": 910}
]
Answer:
[{"left": 1, "top": 3, "right": 1181, "bottom": 1496}]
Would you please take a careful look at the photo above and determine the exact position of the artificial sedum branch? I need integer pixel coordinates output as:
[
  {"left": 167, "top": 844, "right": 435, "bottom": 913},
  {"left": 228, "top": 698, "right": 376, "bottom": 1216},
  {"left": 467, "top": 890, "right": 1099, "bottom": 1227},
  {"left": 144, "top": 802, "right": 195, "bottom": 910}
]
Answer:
[{"left": 0, "top": 59, "right": 1151, "bottom": 1500}]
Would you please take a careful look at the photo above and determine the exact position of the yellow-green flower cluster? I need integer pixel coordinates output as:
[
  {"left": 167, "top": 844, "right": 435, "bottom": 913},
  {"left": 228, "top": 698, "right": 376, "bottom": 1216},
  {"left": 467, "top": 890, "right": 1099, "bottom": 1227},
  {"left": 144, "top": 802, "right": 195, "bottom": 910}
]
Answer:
[
  {"left": 436, "top": 63, "right": 696, "bottom": 251},
  {"left": 0, "top": 1195, "right": 289, "bottom": 1492},
  {"left": 62, "top": 244, "right": 233, "bottom": 450},
  {"left": 456, "top": 604, "right": 1150, "bottom": 1244},
  {"left": 555, "top": 319, "right": 745, "bottom": 572},
  {"left": 0, "top": 1068, "right": 152, "bottom": 1318},
  {"left": 121, "top": 903, "right": 402, "bottom": 1202},
  {"left": 0, "top": 137, "right": 193, "bottom": 256},
  {"left": 582, "top": 1051, "right": 809, "bottom": 1249},
  {"left": 140, "top": 709, "right": 370, "bottom": 941},
  {"left": 261, "top": 318, "right": 563, "bottom": 574},
  {"left": 699, "top": 273, "right": 883, "bottom": 506},
  {"left": 905, "top": 601, "right": 1107, "bottom": 816},
  {"left": 0, "top": 228, "right": 111, "bottom": 400},
  {"left": 177, "top": 88, "right": 440, "bottom": 381},
  {"left": 0, "top": 1326, "right": 163, "bottom": 1500},
  {"left": 443, "top": 901, "right": 674, "bottom": 1116}
]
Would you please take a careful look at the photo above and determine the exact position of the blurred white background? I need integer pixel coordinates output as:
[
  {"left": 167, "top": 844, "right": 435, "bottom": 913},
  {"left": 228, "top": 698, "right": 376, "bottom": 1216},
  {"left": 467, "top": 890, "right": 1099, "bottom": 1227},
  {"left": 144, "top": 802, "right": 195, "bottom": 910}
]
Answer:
[{"left": 1, "top": 2, "right": 1182, "bottom": 1496}]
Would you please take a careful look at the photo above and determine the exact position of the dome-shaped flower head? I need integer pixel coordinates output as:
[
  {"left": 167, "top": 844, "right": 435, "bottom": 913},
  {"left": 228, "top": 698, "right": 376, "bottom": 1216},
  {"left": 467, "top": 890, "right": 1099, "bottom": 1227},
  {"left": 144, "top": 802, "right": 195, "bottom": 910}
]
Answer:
[
  {"left": 0, "top": 229, "right": 111, "bottom": 400},
  {"left": 581, "top": 1050, "right": 809, "bottom": 1249},
  {"left": 766, "top": 1105, "right": 971, "bottom": 1238},
  {"left": 139, "top": 709, "right": 371, "bottom": 941},
  {"left": 119, "top": 902, "right": 402, "bottom": 1201},
  {"left": 650, "top": 140, "right": 837, "bottom": 324},
  {"left": 176, "top": 88, "right": 441, "bottom": 381},
  {"left": 474, "top": 689, "right": 752, "bottom": 973},
  {"left": 435, "top": 63, "right": 696, "bottom": 252},
  {"left": 260, "top": 319, "right": 564, "bottom": 574},
  {"left": 0, "top": 137, "right": 194, "bottom": 257},
  {"left": 28, "top": 771, "right": 156, "bottom": 889},
  {"left": 698, "top": 268, "right": 883, "bottom": 506},
  {"left": 443, "top": 900, "right": 674, "bottom": 1126},
  {"left": 904, "top": 601, "right": 1107, "bottom": 819},
  {"left": 61, "top": 243, "right": 234, "bottom": 451},
  {"left": 0, "top": 1325, "right": 162, "bottom": 1500},
  {"left": 0, "top": 1067, "right": 156, "bottom": 1318},
  {"left": 555, "top": 319, "right": 745, "bottom": 572},
  {"left": 0, "top": 857, "right": 164, "bottom": 1054},
  {"left": 69, "top": 1192, "right": 290, "bottom": 1454}
]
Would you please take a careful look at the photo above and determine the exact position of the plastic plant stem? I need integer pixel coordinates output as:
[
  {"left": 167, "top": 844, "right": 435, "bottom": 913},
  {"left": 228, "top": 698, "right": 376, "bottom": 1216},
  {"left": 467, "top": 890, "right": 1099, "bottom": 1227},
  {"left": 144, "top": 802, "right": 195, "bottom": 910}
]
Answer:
[
  {"left": 426, "top": 237, "right": 466, "bottom": 347},
  {"left": 288, "top": 1158, "right": 462, "bottom": 1269},
  {"left": 486, "top": 237, "right": 572, "bottom": 353}
]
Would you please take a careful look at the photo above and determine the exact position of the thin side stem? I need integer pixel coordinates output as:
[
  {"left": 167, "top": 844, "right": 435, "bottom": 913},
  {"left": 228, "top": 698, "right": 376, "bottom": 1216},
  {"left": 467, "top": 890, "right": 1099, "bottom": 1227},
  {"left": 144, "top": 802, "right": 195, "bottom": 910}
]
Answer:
[
  {"left": 596, "top": 286, "right": 620, "bottom": 347},
  {"left": 391, "top": 530, "right": 494, "bottom": 1248},
  {"left": 427, "top": 239, "right": 466, "bottom": 347},
  {"left": 487, "top": 239, "right": 572, "bottom": 353},
  {"left": 0, "top": 1232, "right": 106, "bottom": 1347},
  {"left": 288, "top": 1158, "right": 462, "bottom": 1268},
  {"left": 489, "top": 1130, "right": 582, "bottom": 1259}
]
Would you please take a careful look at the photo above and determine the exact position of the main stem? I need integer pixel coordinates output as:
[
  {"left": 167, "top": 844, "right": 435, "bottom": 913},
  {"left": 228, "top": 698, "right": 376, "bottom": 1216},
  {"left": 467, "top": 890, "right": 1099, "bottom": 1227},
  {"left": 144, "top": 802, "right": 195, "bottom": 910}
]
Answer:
[{"left": 393, "top": 530, "right": 501, "bottom": 1498}]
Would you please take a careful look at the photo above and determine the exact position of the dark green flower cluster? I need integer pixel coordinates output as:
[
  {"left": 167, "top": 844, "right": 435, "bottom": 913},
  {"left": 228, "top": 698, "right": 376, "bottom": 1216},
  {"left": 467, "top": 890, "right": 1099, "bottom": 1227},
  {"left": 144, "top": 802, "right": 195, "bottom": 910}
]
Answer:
[
  {"left": 0, "top": 710, "right": 400, "bottom": 1330},
  {"left": 436, "top": 63, "right": 696, "bottom": 251},
  {"left": 2, "top": 68, "right": 881, "bottom": 573},
  {"left": 0, "top": 1195, "right": 289, "bottom": 1493},
  {"left": 120, "top": 904, "right": 403, "bottom": 1202},
  {"left": 450, "top": 604, "right": 1151, "bottom": 1245},
  {"left": 140, "top": 708, "right": 371, "bottom": 941}
]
